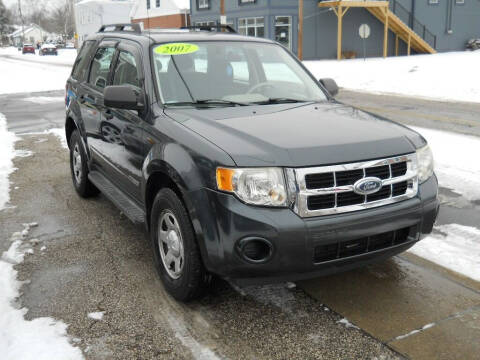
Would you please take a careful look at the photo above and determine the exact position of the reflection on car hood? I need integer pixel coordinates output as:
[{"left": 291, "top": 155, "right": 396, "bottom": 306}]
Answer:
[{"left": 164, "top": 102, "right": 426, "bottom": 167}]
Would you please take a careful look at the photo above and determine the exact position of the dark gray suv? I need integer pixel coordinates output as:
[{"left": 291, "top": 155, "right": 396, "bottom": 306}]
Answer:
[{"left": 65, "top": 24, "right": 439, "bottom": 301}]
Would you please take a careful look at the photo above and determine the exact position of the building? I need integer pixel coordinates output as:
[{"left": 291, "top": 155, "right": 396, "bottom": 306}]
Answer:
[
  {"left": 75, "top": 0, "right": 134, "bottom": 46},
  {"left": 131, "top": 0, "right": 190, "bottom": 29},
  {"left": 190, "top": 0, "right": 480, "bottom": 60},
  {"left": 9, "top": 24, "right": 52, "bottom": 47}
]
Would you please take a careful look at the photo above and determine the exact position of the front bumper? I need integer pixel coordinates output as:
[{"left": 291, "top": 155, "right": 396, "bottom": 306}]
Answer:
[{"left": 190, "top": 175, "right": 439, "bottom": 285}]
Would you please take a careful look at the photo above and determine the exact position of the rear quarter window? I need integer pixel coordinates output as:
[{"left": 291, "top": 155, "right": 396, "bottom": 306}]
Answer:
[{"left": 71, "top": 41, "right": 96, "bottom": 81}]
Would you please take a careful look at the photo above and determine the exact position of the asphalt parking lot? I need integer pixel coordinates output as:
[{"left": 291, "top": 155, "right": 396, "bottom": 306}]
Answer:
[{"left": 1, "top": 90, "right": 479, "bottom": 359}]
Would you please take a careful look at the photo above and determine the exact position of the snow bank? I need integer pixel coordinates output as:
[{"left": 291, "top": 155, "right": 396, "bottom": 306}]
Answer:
[
  {"left": 411, "top": 126, "right": 480, "bottom": 201},
  {"left": 0, "top": 224, "right": 84, "bottom": 360},
  {"left": 0, "top": 47, "right": 76, "bottom": 67},
  {"left": 304, "top": 51, "right": 480, "bottom": 103},
  {"left": 0, "top": 113, "right": 17, "bottom": 211},
  {"left": 409, "top": 224, "right": 480, "bottom": 281},
  {"left": 0, "top": 55, "right": 71, "bottom": 95}
]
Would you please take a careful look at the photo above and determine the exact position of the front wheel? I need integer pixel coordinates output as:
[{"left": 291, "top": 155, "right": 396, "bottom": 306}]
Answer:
[{"left": 151, "top": 188, "right": 208, "bottom": 301}]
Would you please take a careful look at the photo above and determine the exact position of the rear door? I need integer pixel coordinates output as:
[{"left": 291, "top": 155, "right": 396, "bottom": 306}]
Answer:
[{"left": 99, "top": 41, "right": 146, "bottom": 201}]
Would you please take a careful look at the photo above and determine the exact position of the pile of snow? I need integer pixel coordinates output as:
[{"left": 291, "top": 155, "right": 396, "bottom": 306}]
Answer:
[
  {"left": 409, "top": 224, "right": 480, "bottom": 282},
  {"left": 304, "top": 51, "right": 480, "bottom": 103},
  {"left": 0, "top": 113, "right": 17, "bottom": 211},
  {"left": 411, "top": 126, "right": 480, "bottom": 201},
  {"left": 0, "top": 223, "right": 84, "bottom": 360},
  {"left": 408, "top": 126, "right": 480, "bottom": 281}
]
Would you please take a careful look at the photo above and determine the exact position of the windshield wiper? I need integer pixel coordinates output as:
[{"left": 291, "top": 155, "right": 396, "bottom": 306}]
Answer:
[
  {"left": 253, "top": 98, "right": 309, "bottom": 105},
  {"left": 165, "top": 99, "right": 249, "bottom": 107}
]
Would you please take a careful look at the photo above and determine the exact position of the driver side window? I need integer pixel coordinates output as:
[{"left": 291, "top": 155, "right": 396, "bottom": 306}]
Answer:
[
  {"left": 89, "top": 47, "right": 115, "bottom": 90},
  {"left": 112, "top": 51, "right": 141, "bottom": 89}
]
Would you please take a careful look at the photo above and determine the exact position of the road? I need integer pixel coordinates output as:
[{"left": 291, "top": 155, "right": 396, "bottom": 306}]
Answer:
[{"left": 1, "top": 71, "right": 479, "bottom": 358}]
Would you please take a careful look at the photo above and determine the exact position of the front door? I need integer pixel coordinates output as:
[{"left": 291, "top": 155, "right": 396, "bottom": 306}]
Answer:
[
  {"left": 83, "top": 41, "right": 117, "bottom": 175},
  {"left": 101, "top": 43, "right": 146, "bottom": 201}
]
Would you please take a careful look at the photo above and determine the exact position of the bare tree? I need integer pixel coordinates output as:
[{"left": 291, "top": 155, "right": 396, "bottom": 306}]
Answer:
[{"left": 0, "top": 0, "right": 15, "bottom": 45}]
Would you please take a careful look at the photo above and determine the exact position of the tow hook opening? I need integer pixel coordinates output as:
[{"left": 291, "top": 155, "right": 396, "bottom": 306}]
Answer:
[{"left": 236, "top": 237, "right": 273, "bottom": 264}]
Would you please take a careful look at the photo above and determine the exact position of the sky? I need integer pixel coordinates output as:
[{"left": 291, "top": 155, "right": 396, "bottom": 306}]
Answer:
[{"left": 4, "top": 0, "right": 65, "bottom": 10}]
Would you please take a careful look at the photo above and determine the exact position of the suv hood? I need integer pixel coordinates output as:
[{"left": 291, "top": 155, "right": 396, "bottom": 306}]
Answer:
[{"left": 164, "top": 102, "right": 425, "bottom": 167}]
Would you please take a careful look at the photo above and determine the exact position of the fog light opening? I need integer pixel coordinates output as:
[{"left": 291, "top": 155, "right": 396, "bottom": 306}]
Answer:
[{"left": 237, "top": 237, "right": 273, "bottom": 263}]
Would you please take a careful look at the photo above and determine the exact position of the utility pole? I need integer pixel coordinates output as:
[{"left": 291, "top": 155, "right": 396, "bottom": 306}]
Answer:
[
  {"left": 298, "top": 0, "right": 303, "bottom": 60},
  {"left": 220, "top": 0, "right": 226, "bottom": 27},
  {"left": 17, "top": 0, "right": 25, "bottom": 45}
]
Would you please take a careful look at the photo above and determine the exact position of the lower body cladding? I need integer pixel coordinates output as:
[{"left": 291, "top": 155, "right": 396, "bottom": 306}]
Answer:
[{"left": 191, "top": 176, "right": 439, "bottom": 286}]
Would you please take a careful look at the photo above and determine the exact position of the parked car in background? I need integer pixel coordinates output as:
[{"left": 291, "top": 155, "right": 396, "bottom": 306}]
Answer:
[
  {"left": 466, "top": 39, "right": 480, "bottom": 51},
  {"left": 39, "top": 43, "right": 58, "bottom": 56},
  {"left": 66, "top": 42, "right": 75, "bottom": 49},
  {"left": 22, "top": 44, "right": 35, "bottom": 54}
]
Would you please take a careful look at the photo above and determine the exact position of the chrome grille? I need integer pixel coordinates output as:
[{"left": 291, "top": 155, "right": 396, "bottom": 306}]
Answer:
[{"left": 288, "top": 154, "right": 418, "bottom": 217}]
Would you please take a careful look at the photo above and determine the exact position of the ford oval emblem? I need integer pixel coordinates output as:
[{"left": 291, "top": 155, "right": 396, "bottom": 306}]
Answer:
[{"left": 353, "top": 177, "right": 383, "bottom": 195}]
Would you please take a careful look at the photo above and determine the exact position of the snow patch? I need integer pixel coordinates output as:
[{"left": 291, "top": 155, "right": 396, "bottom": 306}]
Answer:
[
  {"left": 14, "top": 149, "right": 33, "bottom": 158},
  {"left": 0, "top": 55, "right": 71, "bottom": 95},
  {"left": 0, "top": 224, "right": 84, "bottom": 360},
  {"left": 410, "top": 126, "right": 480, "bottom": 201},
  {"left": 87, "top": 312, "right": 104, "bottom": 321},
  {"left": 23, "top": 97, "right": 65, "bottom": 104},
  {"left": 48, "top": 128, "right": 68, "bottom": 149},
  {"left": 409, "top": 224, "right": 480, "bottom": 281},
  {"left": 337, "top": 318, "right": 359, "bottom": 330},
  {"left": 304, "top": 51, "right": 480, "bottom": 103},
  {"left": 0, "top": 113, "right": 18, "bottom": 211},
  {"left": 395, "top": 323, "right": 436, "bottom": 341}
]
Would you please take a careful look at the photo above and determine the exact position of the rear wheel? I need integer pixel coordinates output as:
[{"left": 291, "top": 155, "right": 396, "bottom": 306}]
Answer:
[
  {"left": 151, "top": 188, "right": 208, "bottom": 301},
  {"left": 69, "top": 130, "right": 99, "bottom": 198}
]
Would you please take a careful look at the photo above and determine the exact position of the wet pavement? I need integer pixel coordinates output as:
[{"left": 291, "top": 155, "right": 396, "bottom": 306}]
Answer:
[
  {"left": 1, "top": 89, "right": 479, "bottom": 359},
  {"left": 0, "top": 134, "right": 401, "bottom": 359}
]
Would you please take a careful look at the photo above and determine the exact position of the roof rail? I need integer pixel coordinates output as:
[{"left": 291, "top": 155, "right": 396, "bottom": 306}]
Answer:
[
  {"left": 98, "top": 23, "right": 142, "bottom": 34},
  {"left": 180, "top": 25, "right": 237, "bottom": 33}
]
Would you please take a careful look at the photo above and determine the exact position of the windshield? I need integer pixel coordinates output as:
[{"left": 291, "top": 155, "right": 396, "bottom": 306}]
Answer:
[{"left": 152, "top": 41, "right": 327, "bottom": 106}]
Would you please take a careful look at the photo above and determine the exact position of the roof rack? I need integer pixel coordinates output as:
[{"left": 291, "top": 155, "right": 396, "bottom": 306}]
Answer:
[
  {"left": 180, "top": 25, "right": 237, "bottom": 34},
  {"left": 98, "top": 23, "right": 142, "bottom": 34}
]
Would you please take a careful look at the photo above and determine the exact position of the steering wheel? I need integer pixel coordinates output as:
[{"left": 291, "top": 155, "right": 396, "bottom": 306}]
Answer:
[{"left": 247, "top": 82, "right": 274, "bottom": 94}]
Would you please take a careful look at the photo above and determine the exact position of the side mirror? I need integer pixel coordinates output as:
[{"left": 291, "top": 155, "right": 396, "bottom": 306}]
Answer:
[
  {"left": 104, "top": 85, "right": 144, "bottom": 110},
  {"left": 319, "top": 78, "right": 339, "bottom": 97}
]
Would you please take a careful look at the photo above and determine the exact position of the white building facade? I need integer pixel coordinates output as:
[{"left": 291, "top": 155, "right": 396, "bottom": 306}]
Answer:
[
  {"left": 75, "top": 0, "right": 134, "bottom": 46},
  {"left": 130, "top": 0, "right": 190, "bottom": 30},
  {"left": 10, "top": 24, "right": 52, "bottom": 47}
]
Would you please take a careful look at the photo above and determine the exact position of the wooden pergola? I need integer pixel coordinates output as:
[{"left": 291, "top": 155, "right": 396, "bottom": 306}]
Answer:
[{"left": 318, "top": 1, "right": 390, "bottom": 60}]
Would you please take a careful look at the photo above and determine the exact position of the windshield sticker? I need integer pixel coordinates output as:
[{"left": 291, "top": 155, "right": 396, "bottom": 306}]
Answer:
[{"left": 154, "top": 43, "right": 199, "bottom": 55}]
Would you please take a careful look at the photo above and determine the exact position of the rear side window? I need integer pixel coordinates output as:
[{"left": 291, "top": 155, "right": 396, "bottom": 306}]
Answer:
[
  {"left": 112, "top": 51, "right": 141, "bottom": 89},
  {"left": 88, "top": 47, "right": 116, "bottom": 90},
  {"left": 71, "top": 41, "right": 96, "bottom": 81}
]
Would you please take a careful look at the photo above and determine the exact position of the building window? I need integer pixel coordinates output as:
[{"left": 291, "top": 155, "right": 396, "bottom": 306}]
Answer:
[
  {"left": 156, "top": 0, "right": 160, "bottom": 7},
  {"left": 238, "top": 17, "right": 264, "bottom": 38},
  {"left": 147, "top": 0, "right": 150, "bottom": 10},
  {"left": 197, "top": 0, "right": 209, "bottom": 10},
  {"left": 196, "top": 21, "right": 217, "bottom": 27},
  {"left": 239, "top": 0, "right": 256, "bottom": 4},
  {"left": 275, "top": 16, "right": 292, "bottom": 50}
]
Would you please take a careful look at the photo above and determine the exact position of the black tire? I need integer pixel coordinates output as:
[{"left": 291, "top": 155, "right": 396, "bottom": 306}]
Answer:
[
  {"left": 69, "top": 130, "right": 99, "bottom": 198},
  {"left": 151, "top": 188, "right": 207, "bottom": 301}
]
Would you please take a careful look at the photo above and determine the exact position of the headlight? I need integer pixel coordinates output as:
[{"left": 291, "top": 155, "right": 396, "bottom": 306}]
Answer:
[
  {"left": 216, "top": 167, "right": 287, "bottom": 207},
  {"left": 416, "top": 145, "right": 434, "bottom": 183}
]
